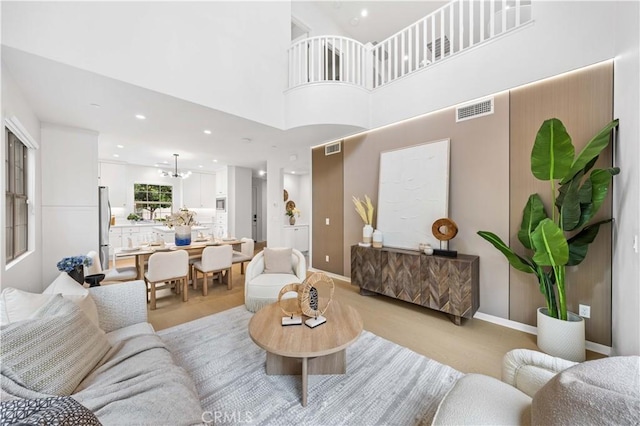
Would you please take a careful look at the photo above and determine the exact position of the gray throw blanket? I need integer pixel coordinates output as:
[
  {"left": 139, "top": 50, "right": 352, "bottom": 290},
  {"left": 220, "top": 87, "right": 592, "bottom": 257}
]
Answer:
[{"left": 2, "top": 334, "right": 203, "bottom": 426}]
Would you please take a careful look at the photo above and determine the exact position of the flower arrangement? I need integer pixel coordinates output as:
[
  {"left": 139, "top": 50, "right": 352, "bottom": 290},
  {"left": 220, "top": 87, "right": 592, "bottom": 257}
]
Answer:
[
  {"left": 285, "top": 207, "right": 301, "bottom": 218},
  {"left": 165, "top": 208, "right": 197, "bottom": 228},
  {"left": 352, "top": 195, "right": 374, "bottom": 225},
  {"left": 56, "top": 255, "right": 92, "bottom": 273}
]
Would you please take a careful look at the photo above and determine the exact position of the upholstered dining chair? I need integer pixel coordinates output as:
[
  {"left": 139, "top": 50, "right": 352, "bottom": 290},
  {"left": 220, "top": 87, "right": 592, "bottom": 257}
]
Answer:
[
  {"left": 232, "top": 237, "right": 255, "bottom": 274},
  {"left": 86, "top": 250, "right": 138, "bottom": 283},
  {"left": 144, "top": 249, "right": 189, "bottom": 310},
  {"left": 192, "top": 245, "right": 233, "bottom": 295}
]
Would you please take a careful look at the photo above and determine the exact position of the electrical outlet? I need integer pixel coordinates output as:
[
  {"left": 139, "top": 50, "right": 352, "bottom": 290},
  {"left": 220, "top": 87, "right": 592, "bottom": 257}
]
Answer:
[
  {"left": 326, "top": 218, "right": 330, "bottom": 225},
  {"left": 325, "top": 255, "right": 329, "bottom": 262},
  {"left": 579, "top": 304, "right": 591, "bottom": 318}
]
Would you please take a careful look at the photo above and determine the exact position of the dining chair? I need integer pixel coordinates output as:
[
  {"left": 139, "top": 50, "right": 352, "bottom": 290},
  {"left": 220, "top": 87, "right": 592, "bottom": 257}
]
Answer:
[
  {"left": 232, "top": 237, "right": 255, "bottom": 274},
  {"left": 192, "top": 245, "right": 233, "bottom": 295},
  {"left": 144, "top": 250, "right": 189, "bottom": 310},
  {"left": 86, "top": 250, "right": 138, "bottom": 283}
]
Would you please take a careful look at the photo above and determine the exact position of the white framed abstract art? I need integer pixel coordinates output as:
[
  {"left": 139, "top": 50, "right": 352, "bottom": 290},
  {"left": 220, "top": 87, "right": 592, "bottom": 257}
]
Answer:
[{"left": 377, "top": 139, "right": 450, "bottom": 250}]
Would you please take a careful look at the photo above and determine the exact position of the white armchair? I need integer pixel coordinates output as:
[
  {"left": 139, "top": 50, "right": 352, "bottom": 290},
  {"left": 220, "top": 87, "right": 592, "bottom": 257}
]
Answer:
[
  {"left": 432, "top": 349, "right": 640, "bottom": 425},
  {"left": 244, "top": 247, "right": 306, "bottom": 312}
]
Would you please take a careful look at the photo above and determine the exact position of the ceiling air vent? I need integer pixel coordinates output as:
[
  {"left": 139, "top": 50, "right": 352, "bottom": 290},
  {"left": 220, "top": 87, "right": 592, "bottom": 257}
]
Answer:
[
  {"left": 325, "top": 141, "right": 341, "bottom": 156},
  {"left": 456, "top": 97, "right": 494, "bottom": 122}
]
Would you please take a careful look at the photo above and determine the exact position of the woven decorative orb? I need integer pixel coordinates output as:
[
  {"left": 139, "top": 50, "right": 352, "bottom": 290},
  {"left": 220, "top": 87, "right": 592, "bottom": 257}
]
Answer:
[
  {"left": 277, "top": 283, "right": 303, "bottom": 317},
  {"left": 299, "top": 273, "right": 335, "bottom": 318}
]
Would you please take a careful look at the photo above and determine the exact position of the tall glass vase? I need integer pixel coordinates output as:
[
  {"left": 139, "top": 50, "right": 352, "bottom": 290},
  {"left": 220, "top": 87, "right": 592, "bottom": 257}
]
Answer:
[{"left": 175, "top": 225, "right": 192, "bottom": 246}]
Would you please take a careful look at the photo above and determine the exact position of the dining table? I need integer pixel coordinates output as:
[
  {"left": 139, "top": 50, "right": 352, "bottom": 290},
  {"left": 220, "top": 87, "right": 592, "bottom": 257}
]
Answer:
[{"left": 115, "top": 238, "right": 244, "bottom": 280}]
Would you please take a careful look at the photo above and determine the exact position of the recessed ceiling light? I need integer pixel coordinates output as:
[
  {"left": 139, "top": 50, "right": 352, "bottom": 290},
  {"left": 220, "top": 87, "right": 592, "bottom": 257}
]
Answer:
[
  {"left": 291, "top": 171, "right": 296, "bottom": 174},
  {"left": 259, "top": 170, "right": 266, "bottom": 176},
  {"left": 117, "top": 144, "right": 124, "bottom": 148},
  {"left": 204, "top": 130, "right": 212, "bottom": 135},
  {"left": 361, "top": 9, "right": 368, "bottom": 17},
  {"left": 113, "top": 154, "right": 119, "bottom": 158},
  {"left": 213, "top": 159, "right": 218, "bottom": 163},
  {"left": 198, "top": 165, "right": 203, "bottom": 168},
  {"left": 163, "top": 161, "right": 169, "bottom": 164},
  {"left": 135, "top": 114, "right": 146, "bottom": 120},
  {"left": 90, "top": 103, "right": 101, "bottom": 108}
]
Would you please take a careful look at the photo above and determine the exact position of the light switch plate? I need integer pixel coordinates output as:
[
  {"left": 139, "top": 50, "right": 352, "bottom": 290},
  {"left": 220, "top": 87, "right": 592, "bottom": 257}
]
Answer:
[{"left": 579, "top": 304, "right": 591, "bottom": 318}]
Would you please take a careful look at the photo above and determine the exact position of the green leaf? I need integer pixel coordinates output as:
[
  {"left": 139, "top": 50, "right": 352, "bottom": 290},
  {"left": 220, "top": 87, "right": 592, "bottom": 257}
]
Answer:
[
  {"left": 589, "top": 168, "right": 620, "bottom": 219},
  {"left": 561, "top": 119, "right": 619, "bottom": 184},
  {"left": 559, "top": 176, "right": 582, "bottom": 231},
  {"left": 518, "top": 194, "right": 548, "bottom": 249},
  {"left": 578, "top": 179, "right": 593, "bottom": 204},
  {"left": 477, "top": 231, "right": 536, "bottom": 274},
  {"left": 531, "top": 118, "right": 574, "bottom": 181},
  {"left": 531, "top": 219, "right": 569, "bottom": 267},
  {"left": 567, "top": 219, "right": 612, "bottom": 266}
]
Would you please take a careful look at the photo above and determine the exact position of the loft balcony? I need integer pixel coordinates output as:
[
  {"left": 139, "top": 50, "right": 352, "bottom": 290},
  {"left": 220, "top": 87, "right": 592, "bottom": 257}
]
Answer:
[{"left": 288, "top": 0, "right": 533, "bottom": 92}]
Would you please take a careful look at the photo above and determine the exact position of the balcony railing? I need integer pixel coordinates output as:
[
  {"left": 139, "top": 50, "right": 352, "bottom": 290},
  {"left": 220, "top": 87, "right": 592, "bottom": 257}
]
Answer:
[
  {"left": 287, "top": 0, "right": 532, "bottom": 90},
  {"left": 288, "top": 36, "right": 367, "bottom": 88}
]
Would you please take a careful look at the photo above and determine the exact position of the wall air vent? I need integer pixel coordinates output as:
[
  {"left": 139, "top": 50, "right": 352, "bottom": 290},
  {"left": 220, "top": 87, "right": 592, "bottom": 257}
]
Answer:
[
  {"left": 456, "top": 97, "right": 494, "bottom": 122},
  {"left": 325, "top": 141, "right": 342, "bottom": 156},
  {"left": 427, "top": 36, "right": 451, "bottom": 60}
]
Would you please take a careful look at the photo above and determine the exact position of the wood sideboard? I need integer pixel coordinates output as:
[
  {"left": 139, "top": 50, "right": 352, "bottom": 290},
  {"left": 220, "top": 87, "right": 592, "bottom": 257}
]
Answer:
[{"left": 350, "top": 245, "right": 480, "bottom": 325}]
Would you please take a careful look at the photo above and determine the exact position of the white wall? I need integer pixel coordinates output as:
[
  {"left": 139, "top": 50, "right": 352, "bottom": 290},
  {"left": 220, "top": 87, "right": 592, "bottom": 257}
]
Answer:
[
  {"left": 2, "top": 1, "right": 291, "bottom": 129},
  {"left": 41, "top": 124, "right": 99, "bottom": 285},
  {"left": 291, "top": 2, "right": 351, "bottom": 38},
  {"left": 227, "top": 166, "right": 252, "bottom": 239},
  {"left": 1, "top": 61, "right": 43, "bottom": 292},
  {"left": 612, "top": 0, "right": 640, "bottom": 356}
]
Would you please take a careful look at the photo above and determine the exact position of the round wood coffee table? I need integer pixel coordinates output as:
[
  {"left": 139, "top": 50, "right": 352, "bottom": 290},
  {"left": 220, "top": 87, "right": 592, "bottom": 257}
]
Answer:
[{"left": 248, "top": 300, "right": 363, "bottom": 406}]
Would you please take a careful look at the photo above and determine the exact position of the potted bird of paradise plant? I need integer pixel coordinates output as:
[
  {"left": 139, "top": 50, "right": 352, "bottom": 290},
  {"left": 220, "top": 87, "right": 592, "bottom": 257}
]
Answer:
[{"left": 478, "top": 118, "right": 619, "bottom": 361}]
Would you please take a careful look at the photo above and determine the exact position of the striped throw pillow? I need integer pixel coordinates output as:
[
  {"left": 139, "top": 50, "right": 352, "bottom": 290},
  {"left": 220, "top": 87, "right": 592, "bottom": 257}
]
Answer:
[{"left": 0, "top": 295, "right": 111, "bottom": 396}]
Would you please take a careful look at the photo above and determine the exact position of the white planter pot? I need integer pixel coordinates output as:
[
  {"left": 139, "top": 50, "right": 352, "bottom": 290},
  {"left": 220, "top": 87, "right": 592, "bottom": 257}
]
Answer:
[{"left": 537, "top": 307, "right": 585, "bottom": 362}]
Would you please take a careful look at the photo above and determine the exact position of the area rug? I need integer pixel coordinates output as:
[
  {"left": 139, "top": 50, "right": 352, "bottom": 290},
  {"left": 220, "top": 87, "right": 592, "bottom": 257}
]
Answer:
[{"left": 158, "top": 306, "right": 463, "bottom": 425}]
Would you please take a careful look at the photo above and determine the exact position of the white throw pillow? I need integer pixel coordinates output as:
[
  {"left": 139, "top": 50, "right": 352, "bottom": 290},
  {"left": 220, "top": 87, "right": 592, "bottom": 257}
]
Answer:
[
  {"left": 0, "top": 289, "right": 53, "bottom": 325},
  {"left": 263, "top": 248, "right": 293, "bottom": 274},
  {"left": 1, "top": 295, "right": 111, "bottom": 396},
  {"left": 42, "top": 273, "right": 99, "bottom": 327}
]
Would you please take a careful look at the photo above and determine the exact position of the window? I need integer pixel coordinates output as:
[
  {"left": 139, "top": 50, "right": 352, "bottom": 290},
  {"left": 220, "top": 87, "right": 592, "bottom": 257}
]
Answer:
[
  {"left": 133, "top": 183, "right": 173, "bottom": 220},
  {"left": 5, "top": 130, "right": 28, "bottom": 262}
]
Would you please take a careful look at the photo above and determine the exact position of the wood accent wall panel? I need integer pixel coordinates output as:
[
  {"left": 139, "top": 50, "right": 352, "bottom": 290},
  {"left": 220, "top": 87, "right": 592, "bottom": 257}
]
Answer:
[
  {"left": 352, "top": 245, "right": 479, "bottom": 325},
  {"left": 509, "top": 62, "right": 613, "bottom": 345},
  {"left": 312, "top": 147, "right": 344, "bottom": 275}
]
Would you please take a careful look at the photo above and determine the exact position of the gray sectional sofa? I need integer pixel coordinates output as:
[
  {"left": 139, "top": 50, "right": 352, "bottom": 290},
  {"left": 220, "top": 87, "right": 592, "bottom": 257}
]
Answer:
[{"left": 1, "top": 278, "right": 204, "bottom": 425}]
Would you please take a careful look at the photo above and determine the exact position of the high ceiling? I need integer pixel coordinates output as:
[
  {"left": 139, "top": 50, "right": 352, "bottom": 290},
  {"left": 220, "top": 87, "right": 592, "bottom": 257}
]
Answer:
[{"left": 2, "top": 1, "right": 445, "bottom": 177}]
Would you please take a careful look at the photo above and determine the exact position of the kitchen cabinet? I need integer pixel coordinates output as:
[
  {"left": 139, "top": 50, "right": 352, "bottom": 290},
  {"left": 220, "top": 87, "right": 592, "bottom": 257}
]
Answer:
[
  {"left": 284, "top": 225, "right": 309, "bottom": 252},
  {"left": 214, "top": 212, "right": 228, "bottom": 238},
  {"left": 216, "top": 169, "right": 227, "bottom": 196},
  {"left": 109, "top": 225, "right": 156, "bottom": 254},
  {"left": 183, "top": 173, "right": 216, "bottom": 208},
  {"left": 99, "top": 162, "right": 127, "bottom": 207}
]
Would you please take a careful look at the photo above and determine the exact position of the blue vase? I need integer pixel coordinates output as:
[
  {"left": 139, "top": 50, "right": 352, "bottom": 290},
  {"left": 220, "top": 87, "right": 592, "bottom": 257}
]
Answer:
[{"left": 175, "top": 225, "right": 192, "bottom": 246}]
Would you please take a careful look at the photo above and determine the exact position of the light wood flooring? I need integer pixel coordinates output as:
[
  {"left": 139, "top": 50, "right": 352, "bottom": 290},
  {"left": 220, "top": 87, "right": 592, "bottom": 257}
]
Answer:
[{"left": 115, "top": 247, "right": 602, "bottom": 379}]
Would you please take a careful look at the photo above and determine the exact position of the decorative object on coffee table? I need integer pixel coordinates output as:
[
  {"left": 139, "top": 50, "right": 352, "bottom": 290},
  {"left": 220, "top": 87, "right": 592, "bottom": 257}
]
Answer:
[
  {"left": 56, "top": 255, "right": 92, "bottom": 285},
  {"left": 278, "top": 283, "right": 303, "bottom": 325}
]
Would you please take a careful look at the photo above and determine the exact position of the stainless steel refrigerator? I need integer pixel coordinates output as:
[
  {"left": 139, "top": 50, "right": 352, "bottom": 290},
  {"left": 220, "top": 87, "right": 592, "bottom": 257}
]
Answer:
[{"left": 98, "top": 186, "right": 111, "bottom": 268}]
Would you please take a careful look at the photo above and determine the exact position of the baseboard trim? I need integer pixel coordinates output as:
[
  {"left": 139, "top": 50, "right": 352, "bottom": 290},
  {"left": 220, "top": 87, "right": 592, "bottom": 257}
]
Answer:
[
  {"left": 474, "top": 312, "right": 612, "bottom": 356},
  {"left": 312, "top": 269, "right": 612, "bottom": 356}
]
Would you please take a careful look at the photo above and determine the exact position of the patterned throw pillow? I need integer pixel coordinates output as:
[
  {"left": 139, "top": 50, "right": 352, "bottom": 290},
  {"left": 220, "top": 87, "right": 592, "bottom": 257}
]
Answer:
[
  {"left": 0, "top": 295, "right": 111, "bottom": 396},
  {"left": 0, "top": 396, "right": 101, "bottom": 426}
]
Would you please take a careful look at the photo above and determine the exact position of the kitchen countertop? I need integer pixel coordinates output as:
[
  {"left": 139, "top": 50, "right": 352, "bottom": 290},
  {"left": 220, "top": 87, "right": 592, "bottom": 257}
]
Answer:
[
  {"left": 112, "top": 222, "right": 213, "bottom": 229},
  {"left": 153, "top": 225, "right": 211, "bottom": 233}
]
